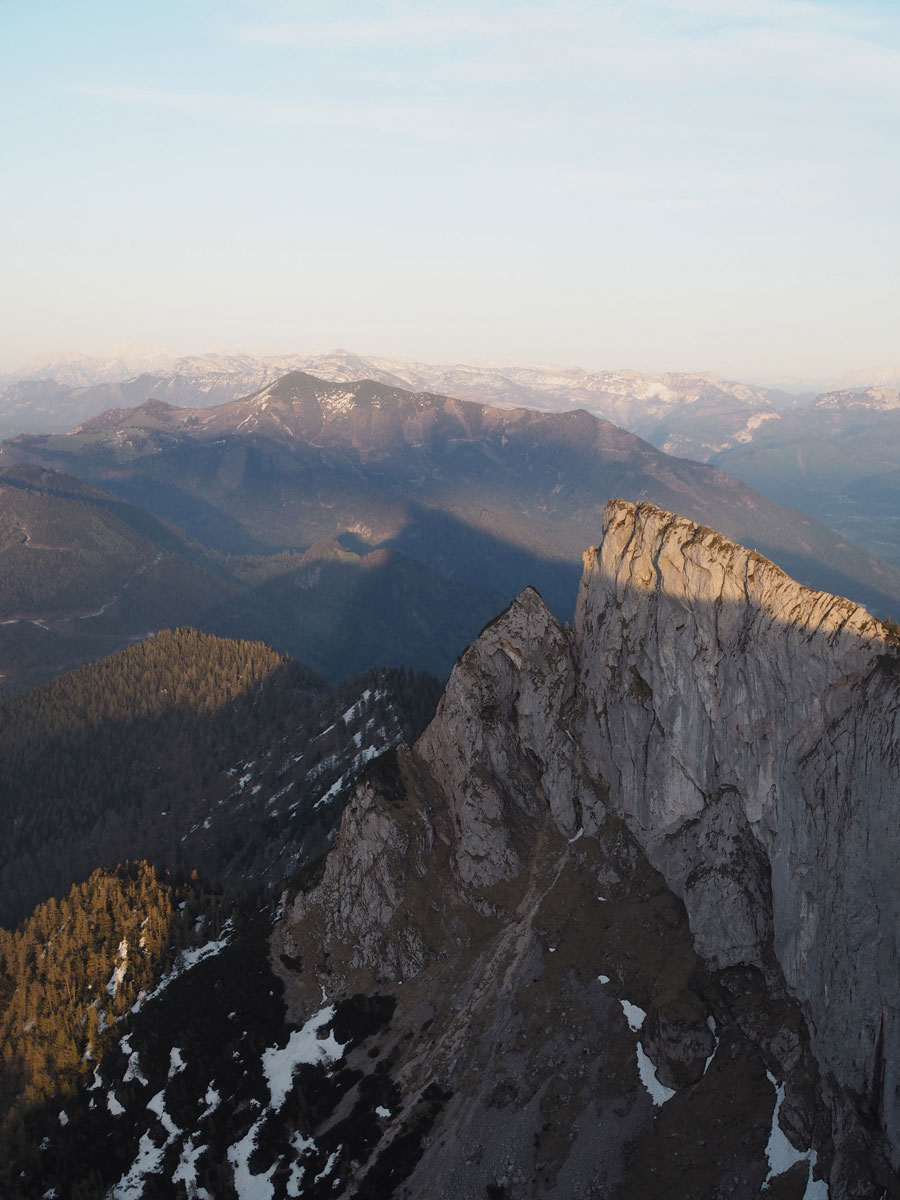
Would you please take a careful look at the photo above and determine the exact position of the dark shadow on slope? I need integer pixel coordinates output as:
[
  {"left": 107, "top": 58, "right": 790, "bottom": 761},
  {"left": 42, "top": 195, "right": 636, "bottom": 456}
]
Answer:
[
  {"left": 0, "top": 634, "right": 440, "bottom": 928},
  {"left": 90, "top": 472, "right": 273, "bottom": 555},
  {"left": 202, "top": 540, "right": 511, "bottom": 681},
  {"left": 383, "top": 503, "right": 583, "bottom": 623},
  {"left": 0, "top": 464, "right": 217, "bottom": 561}
]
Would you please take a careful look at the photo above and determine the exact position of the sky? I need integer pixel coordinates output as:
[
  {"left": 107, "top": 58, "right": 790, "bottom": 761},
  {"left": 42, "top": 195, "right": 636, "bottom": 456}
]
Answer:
[{"left": 2, "top": 0, "right": 899, "bottom": 386}]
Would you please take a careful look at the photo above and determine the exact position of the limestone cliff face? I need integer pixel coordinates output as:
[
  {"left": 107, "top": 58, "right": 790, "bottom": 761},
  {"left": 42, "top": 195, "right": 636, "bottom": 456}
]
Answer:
[
  {"left": 575, "top": 500, "right": 900, "bottom": 1167},
  {"left": 274, "top": 499, "right": 900, "bottom": 1197}
]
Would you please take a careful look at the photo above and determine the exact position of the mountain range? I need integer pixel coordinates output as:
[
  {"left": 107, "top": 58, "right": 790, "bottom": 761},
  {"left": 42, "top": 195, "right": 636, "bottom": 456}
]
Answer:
[
  {"left": 5, "top": 500, "right": 898, "bottom": 1198},
  {"left": 5, "top": 348, "right": 900, "bottom": 573},
  {"left": 0, "top": 350, "right": 807, "bottom": 442},
  {"left": 7, "top": 369, "right": 900, "bottom": 614},
  {"left": 4, "top": 370, "right": 900, "bottom": 699}
]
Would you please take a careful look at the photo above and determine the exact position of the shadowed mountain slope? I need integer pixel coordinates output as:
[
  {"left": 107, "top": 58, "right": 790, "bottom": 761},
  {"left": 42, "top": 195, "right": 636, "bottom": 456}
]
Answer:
[
  {"left": 5, "top": 371, "right": 900, "bottom": 625},
  {"left": 0, "top": 464, "right": 500, "bottom": 693},
  {"left": 0, "top": 627, "right": 440, "bottom": 927}
]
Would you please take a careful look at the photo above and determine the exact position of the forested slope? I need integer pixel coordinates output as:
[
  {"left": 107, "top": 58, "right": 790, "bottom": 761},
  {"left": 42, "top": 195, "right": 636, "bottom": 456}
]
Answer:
[{"left": 0, "top": 629, "right": 440, "bottom": 926}]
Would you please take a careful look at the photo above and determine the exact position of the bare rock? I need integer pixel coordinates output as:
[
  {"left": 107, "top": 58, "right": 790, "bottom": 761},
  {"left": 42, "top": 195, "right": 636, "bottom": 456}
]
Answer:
[{"left": 575, "top": 498, "right": 900, "bottom": 1172}]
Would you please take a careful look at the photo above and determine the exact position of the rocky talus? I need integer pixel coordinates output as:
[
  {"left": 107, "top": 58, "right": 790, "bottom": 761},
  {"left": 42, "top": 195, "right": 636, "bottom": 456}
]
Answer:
[{"left": 273, "top": 500, "right": 900, "bottom": 1198}]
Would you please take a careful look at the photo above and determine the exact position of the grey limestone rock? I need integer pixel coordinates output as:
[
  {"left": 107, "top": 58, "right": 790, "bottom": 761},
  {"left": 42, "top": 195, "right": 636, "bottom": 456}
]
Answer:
[{"left": 574, "top": 499, "right": 900, "bottom": 1173}]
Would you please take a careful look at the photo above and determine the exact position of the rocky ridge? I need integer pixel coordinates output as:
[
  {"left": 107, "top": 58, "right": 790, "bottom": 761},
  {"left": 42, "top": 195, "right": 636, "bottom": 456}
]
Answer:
[{"left": 272, "top": 499, "right": 900, "bottom": 1197}]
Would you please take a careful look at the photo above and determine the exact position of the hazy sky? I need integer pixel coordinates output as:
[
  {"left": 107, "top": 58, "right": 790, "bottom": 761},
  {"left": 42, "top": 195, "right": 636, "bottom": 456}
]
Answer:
[{"left": 2, "top": 0, "right": 898, "bottom": 384}]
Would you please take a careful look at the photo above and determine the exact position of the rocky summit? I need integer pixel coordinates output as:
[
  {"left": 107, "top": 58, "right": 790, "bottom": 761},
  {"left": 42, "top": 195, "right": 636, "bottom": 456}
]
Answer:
[{"left": 268, "top": 499, "right": 900, "bottom": 1198}]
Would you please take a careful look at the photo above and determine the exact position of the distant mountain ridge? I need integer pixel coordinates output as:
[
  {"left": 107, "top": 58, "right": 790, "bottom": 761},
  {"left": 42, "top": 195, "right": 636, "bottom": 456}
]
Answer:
[
  {"left": 4, "top": 346, "right": 894, "bottom": 461},
  {"left": 0, "top": 349, "right": 792, "bottom": 443},
  {"left": 7, "top": 351, "right": 900, "bottom": 571},
  {"left": 5, "top": 369, "right": 900, "bottom": 630}
]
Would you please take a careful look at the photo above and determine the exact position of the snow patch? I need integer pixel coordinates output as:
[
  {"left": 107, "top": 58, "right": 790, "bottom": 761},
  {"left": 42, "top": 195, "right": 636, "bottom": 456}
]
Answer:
[
  {"left": 341, "top": 688, "right": 385, "bottom": 725},
  {"left": 107, "top": 939, "right": 129, "bottom": 998},
  {"left": 762, "top": 1072, "right": 827, "bottom": 1196},
  {"left": 314, "top": 1147, "right": 341, "bottom": 1183},
  {"left": 305, "top": 752, "right": 340, "bottom": 784},
  {"left": 286, "top": 1132, "right": 317, "bottom": 1198},
  {"left": 635, "top": 1042, "right": 676, "bottom": 1107},
  {"left": 317, "top": 387, "right": 357, "bottom": 417},
  {"left": 262, "top": 1005, "right": 346, "bottom": 1110},
  {"left": 123, "top": 1046, "right": 148, "bottom": 1086},
  {"left": 107, "top": 1090, "right": 125, "bottom": 1116},
  {"left": 148, "top": 1090, "right": 181, "bottom": 1138},
  {"left": 173, "top": 1137, "right": 207, "bottom": 1193},
  {"left": 620, "top": 999, "right": 647, "bottom": 1032},
  {"left": 110, "top": 1131, "right": 166, "bottom": 1198},
  {"left": 228, "top": 1117, "right": 276, "bottom": 1200},
  {"left": 140, "top": 922, "right": 233, "bottom": 1005},
  {"left": 200, "top": 1083, "right": 220, "bottom": 1118},
  {"left": 311, "top": 739, "right": 390, "bottom": 809},
  {"left": 703, "top": 1015, "right": 720, "bottom": 1076}
]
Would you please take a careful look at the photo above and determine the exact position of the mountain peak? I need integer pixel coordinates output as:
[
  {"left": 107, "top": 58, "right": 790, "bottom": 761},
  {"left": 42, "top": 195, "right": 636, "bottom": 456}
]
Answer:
[
  {"left": 815, "top": 385, "right": 900, "bottom": 412},
  {"left": 588, "top": 497, "right": 888, "bottom": 648}
]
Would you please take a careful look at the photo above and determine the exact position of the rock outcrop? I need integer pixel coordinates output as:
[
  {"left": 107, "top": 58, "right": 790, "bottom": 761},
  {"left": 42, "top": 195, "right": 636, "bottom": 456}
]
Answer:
[
  {"left": 575, "top": 500, "right": 900, "bottom": 1182},
  {"left": 273, "top": 499, "right": 900, "bottom": 1197}
]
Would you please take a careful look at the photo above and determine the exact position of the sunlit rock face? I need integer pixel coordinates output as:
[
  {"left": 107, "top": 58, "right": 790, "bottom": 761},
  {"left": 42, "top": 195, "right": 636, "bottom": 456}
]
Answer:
[
  {"left": 273, "top": 499, "right": 900, "bottom": 1197},
  {"left": 574, "top": 500, "right": 900, "bottom": 1174}
]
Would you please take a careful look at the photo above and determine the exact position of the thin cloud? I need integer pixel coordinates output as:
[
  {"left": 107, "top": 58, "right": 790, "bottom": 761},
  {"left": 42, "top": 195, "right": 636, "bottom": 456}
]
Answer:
[
  {"left": 236, "top": 12, "right": 510, "bottom": 49},
  {"left": 227, "top": 0, "right": 900, "bottom": 101},
  {"left": 65, "top": 84, "right": 472, "bottom": 139}
]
